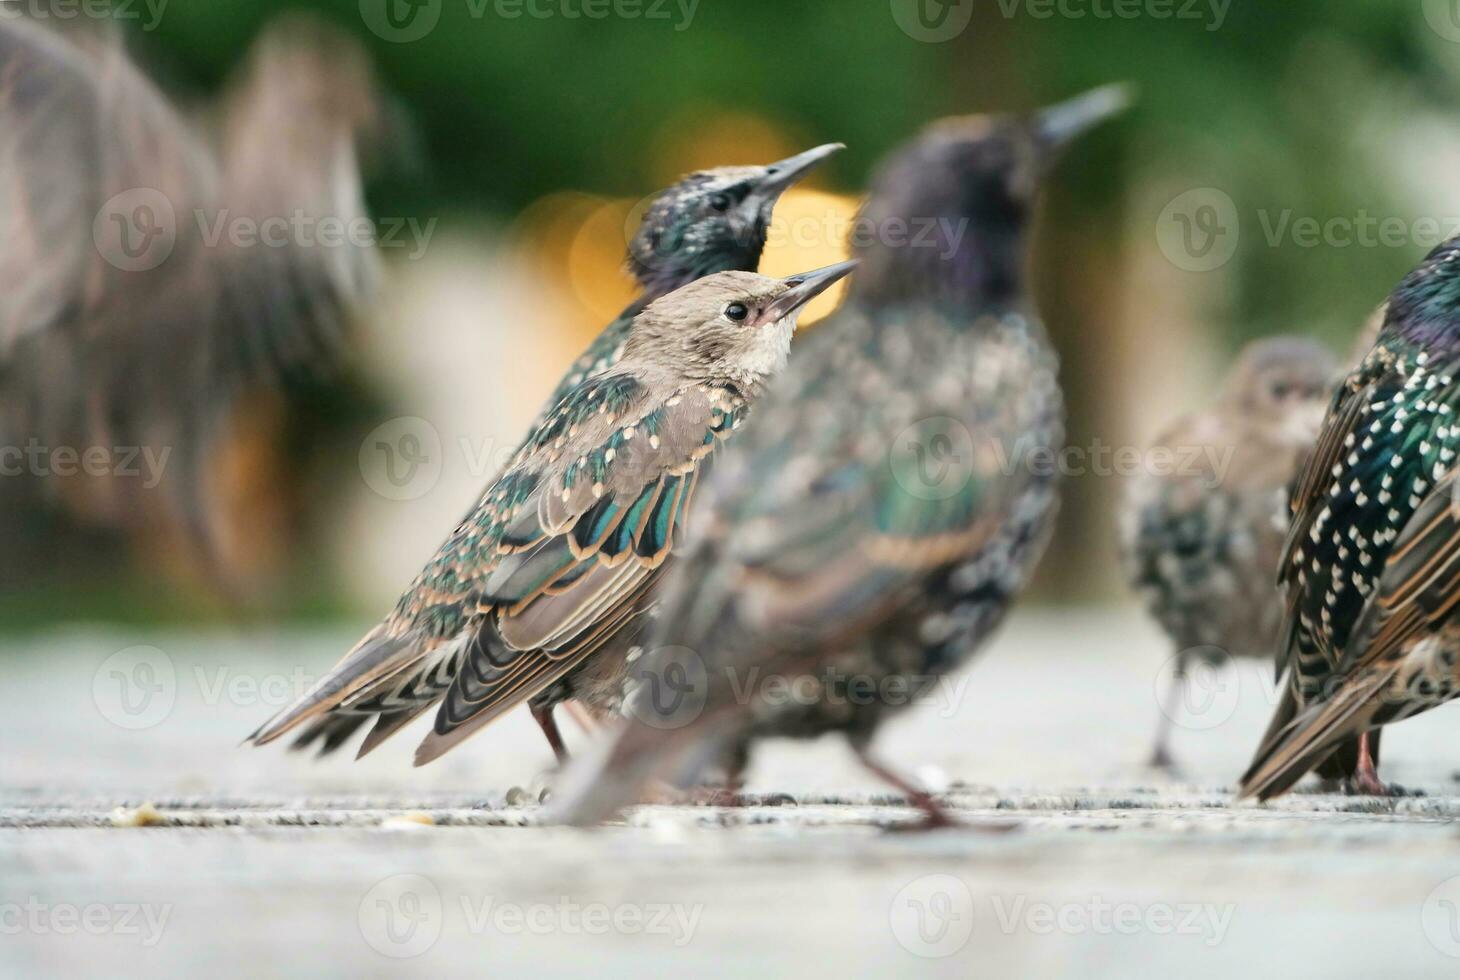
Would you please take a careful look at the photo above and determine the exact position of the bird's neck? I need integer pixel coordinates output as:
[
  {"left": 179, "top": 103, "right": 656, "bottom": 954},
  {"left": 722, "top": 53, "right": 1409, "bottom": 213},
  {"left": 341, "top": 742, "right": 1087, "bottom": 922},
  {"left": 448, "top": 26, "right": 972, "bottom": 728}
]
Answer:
[
  {"left": 854, "top": 225, "right": 1027, "bottom": 315},
  {"left": 633, "top": 237, "right": 767, "bottom": 303}
]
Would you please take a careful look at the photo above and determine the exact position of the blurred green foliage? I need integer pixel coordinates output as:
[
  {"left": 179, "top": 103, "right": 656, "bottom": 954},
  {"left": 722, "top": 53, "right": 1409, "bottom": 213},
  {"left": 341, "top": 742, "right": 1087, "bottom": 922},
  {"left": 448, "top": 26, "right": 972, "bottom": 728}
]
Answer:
[{"left": 130, "top": 0, "right": 1460, "bottom": 354}]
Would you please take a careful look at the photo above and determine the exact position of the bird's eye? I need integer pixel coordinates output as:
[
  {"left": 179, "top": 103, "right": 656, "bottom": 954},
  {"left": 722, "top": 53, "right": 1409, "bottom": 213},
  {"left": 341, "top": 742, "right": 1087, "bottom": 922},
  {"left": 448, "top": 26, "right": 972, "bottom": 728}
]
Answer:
[
  {"left": 709, "top": 193, "right": 732, "bottom": 213},
  {"left": 724, "top": 303, "right": 749, "bottom": 322}
]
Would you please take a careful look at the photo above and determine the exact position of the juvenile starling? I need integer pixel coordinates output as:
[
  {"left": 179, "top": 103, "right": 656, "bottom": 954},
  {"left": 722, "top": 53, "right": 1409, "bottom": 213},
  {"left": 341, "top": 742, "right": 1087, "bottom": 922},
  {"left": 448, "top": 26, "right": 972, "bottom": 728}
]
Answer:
[
  {"left": 1240, "top": 238, "right": 1460, "bottom": 800},
  {"left": 247, "top": 146, "right": 840, "bottom": 761},
  {"left": 551, "top": 86, "right": 1131, "bottom": 828},
  {"left": 544, "top": 143, "right": 844, "bottom": 410},
  {"left": 1120, "top": 337, "right": 1337, "bottom": 769},
  {"left": 247, "top": 261, "right": 858, "bottom": 764}
]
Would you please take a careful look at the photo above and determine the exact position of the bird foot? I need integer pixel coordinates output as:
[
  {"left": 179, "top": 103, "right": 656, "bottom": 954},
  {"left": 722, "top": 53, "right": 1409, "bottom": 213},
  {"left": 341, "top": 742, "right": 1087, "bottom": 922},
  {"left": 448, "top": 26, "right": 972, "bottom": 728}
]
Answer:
[
  {"left": 1147, "top": 747, "right": 1177, "bottom": 772},
  {"left": 1342, "top": 777, "right": 1422, "bottom": 798}
]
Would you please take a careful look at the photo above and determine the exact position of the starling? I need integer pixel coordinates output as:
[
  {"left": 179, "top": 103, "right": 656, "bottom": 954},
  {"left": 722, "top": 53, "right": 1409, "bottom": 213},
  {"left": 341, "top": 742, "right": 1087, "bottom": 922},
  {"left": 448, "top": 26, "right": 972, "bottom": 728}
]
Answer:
[
  {"left": 1240, "top": 238, "right": 1460, "bottom": 800},
  {"left": 0, "top": 16, "right": 384, "bottom": 575},
  {"left": 247, "top": 260, "right": 858, "bottom": 764},
  {"left": 1120, "top": 336, "right": 1338, "bottom": 769},
  {"left": 249, "top": 146, "right": 839, "bottom": 761},
  {"left": 544, "top": 143, "right": 844, "bottom": 410},
  {"left": 551, "top": 86, "right": 1131, "bottom": 828}
]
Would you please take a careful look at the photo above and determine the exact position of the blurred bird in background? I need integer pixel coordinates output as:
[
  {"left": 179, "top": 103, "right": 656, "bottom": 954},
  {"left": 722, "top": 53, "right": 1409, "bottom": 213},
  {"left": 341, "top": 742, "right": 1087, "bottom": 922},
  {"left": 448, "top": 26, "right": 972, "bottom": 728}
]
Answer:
[
  {"left": 0, "top": 13, "right": 386, "bottom": 596},
  {"left": 246, "top": 261, "right": 856, "bottom": 763},
  {"left": 1241, "top": 237, "right": 1460, "bottom": 800},
  {"left": 1120, "top": 336, "right": 1337, "bottom": 770},
  {"left": 551, "top": 86, "right": 1131, "bottom": 829}
]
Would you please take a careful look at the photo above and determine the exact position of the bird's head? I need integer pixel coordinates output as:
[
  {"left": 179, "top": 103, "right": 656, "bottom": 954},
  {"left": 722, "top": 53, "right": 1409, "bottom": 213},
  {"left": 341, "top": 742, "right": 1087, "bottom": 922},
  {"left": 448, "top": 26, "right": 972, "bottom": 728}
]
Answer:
[
  {"left": 853, "top": 84, "right": 1132, "bottom": 306},
  {"left": 1222, "top": 336, "right": 1338, "bottom": 443},
  {"left": 626, "top": 260, "right": 858, "bottom": 394},
  {"left": 627, "top": 144, "right": 844, "bottom": 298},
  {"left": 1385, "top": 238, "right": 1460, "bottom": 350}
]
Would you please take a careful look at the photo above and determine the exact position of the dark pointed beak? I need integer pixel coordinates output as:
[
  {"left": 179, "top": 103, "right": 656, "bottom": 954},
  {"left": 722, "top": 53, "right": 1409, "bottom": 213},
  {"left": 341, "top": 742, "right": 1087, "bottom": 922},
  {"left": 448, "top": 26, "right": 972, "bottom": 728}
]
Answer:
[
  {"left": 743, "top": 143, "right": 846, "bottom": 212},
  {"left": 1035, "top": 83, "right": 1133, "bottom": 157},
  {"left": 758, "top": 259, "right": 860, "bottom": 326}
]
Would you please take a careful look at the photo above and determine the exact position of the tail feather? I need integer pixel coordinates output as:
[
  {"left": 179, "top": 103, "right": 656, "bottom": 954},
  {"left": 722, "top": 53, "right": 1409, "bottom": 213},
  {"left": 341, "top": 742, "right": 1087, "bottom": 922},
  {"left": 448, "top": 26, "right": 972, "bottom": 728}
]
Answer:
[
  {"left": 290, "top": 712, "right": 370, "bottom": 756},
  {"left": 357, "top": 704, "right": 433, "bottom": 760},
  {"left": 1239, "top": 666, "right": 1398, "bottom": 801},
  {"left": 547, "top": 714, "right": 738, "bottom": 826},
  {"left": 246, "top": 630, "right": 416, "bottom": 746}
]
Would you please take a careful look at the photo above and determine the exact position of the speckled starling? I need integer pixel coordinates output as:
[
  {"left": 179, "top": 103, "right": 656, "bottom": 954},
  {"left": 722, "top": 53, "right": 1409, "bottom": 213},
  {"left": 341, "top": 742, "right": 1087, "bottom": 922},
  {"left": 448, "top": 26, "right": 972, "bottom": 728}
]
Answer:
[
  {"left": 247, "top": 260, "right": 857, "bottom": 764},
  {"left": 545, "top": 143, "right": 844, "bottom": 409},
  {"left": 551, "top": 86, "right": 1131, "bottom": 828},
  {"left": 1120, "top": 336, "right": 1338, "bottom": 769},
  {"left": 1241, "top": 238, "right": 1460, "bottom": 800}
]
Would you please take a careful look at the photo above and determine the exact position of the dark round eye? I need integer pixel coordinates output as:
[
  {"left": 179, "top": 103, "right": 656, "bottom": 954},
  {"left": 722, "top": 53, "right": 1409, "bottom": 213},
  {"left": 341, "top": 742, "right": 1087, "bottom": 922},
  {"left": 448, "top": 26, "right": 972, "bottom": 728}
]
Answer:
[
  {"left": 709, "top": 193, "right": 732, "bottom": 213},
  {"left": 724, "top": 303, "right": 749, "bottom": 322}
]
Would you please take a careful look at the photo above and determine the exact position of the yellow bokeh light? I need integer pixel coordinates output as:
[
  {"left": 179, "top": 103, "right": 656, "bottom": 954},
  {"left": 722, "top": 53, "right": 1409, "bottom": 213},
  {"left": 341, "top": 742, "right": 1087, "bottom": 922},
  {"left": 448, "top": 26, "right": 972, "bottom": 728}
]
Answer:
[{"left": 757, "top": 188, "right": 863, "bottom": 326}]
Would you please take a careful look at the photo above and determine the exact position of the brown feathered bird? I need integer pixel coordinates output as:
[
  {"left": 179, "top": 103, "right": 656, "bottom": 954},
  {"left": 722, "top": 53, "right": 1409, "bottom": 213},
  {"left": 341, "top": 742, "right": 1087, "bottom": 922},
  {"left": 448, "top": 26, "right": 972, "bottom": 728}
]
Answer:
[
  {"left": 1120, "top": 337, "right": 1337, "bottom": 768},
  {"left": 1241, "top": 239, "right": 1460, "bottom": 800},
  {"left": 246, "top": 262, "right": 856, "bottom": 765},
  {"left": 0, "top": 16, "right": 384, "bottom": 580}
]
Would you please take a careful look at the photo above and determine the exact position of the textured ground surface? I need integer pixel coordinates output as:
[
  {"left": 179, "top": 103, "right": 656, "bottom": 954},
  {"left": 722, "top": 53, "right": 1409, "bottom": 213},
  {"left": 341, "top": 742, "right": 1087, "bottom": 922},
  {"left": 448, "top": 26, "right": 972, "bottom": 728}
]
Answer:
[{"left": 5, "top": 608, "right": 1460, "bottom": 977}]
